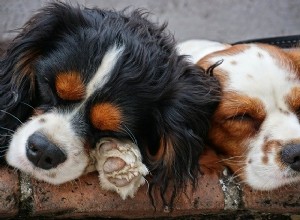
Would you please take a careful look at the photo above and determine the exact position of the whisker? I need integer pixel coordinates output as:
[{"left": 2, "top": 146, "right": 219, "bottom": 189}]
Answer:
[
  {"left": 0, "top": 126, "right": 14, "bottom": 133},
  {"left": 220, "top": 156, "right": 245, "bottom": 161},
  {"left": 0, "top": 134, "right": 12, "bottom": 137},
  {"left": 0, "top": 145, "right": 9, "bottom": 149},
  {"left": 0, "top": 110, "right": 23, "bottom": 125},
  {"left": 223, "top": 160, "right": 245, "bottom": 166},
  {"left": 121, "top": 124, "right": 138, "bottom": 145},
  {"left": 0, "top": 149, "right": 8, "bottom": 153},
  {"left": 20, "top": 102, "right": 35, "bottom": 111}
]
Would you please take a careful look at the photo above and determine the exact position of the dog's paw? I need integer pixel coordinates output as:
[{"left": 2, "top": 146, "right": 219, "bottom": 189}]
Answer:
[{"left": 91, "top": 138, "right": 149, "bottom": 199}]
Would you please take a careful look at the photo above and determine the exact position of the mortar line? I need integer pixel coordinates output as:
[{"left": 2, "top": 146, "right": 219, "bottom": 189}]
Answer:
[
  {"left": 219, "top": 168, "right": 242, "bottom": 210},
  {"left": 18, "top": 172, "right": 34, "bottom": 217}
]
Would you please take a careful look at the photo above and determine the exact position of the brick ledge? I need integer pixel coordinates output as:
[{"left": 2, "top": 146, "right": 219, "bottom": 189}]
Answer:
[{"left": 0, "top": 166, "right": 300, "bottom": 219}]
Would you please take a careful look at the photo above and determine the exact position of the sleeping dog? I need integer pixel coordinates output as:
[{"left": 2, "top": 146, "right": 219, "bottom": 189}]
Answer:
[
  {"left": 178, "top": 40, "right": 300, "bottom": 190},
  {"left": 1, "top": 3, "right": 220, "bottom": 205}
]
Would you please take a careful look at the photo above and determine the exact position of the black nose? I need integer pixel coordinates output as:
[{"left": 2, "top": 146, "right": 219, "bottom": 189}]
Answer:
[
  {"left": 281, "top": 144, "right": 300, "bottom": 171},
  {"left": 26, "top": 132, "right": 66, "bottom": 170}
]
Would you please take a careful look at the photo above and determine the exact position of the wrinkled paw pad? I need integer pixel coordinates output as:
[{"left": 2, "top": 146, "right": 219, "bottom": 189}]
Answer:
[{"left": 92, "top": 138, "right": 149, "bottom": 199}]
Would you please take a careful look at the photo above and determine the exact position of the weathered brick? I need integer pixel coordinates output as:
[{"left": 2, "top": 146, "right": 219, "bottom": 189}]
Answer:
[
  {"left": 0, "top": 167, "right": 19, "bottom": 217},
  {"left": 31, "top": 171, "right": 223, "bottom": 218},
  {"left": 243, "top": 184, "right": 300, "bottom": 213}
]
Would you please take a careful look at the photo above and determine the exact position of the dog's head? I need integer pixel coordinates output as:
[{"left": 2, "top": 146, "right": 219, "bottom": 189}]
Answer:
[
  {"left": 1, "top": 3, "right": 220, "bottom": 201},
  {"left": 197, "top": 42, "right": 300, "bottom": 190}
]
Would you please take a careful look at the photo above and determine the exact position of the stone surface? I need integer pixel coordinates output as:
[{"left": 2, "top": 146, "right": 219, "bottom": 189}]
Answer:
[
  {"left": 243, "top": 184, "right": 300, "bottom": 214},
  {"left": 30, "top": 171, "right": 223, "bottom": 218},
  {"left": 0, "top": 167, "right": 19, "bottom": 218}
]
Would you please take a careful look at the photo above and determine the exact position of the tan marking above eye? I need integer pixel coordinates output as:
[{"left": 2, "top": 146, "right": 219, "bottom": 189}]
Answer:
[
  {"left": 216, "top": 92, "right": 266, "bottom": 123},
  {"left": 208, "top": 92, "right": 266, "bottom": 170},
  {"left": 55, "top": 71, "right": 85, "bottom": 101},
  {"left": 90, "top": 103, "right": 122, "bottom": 131}
]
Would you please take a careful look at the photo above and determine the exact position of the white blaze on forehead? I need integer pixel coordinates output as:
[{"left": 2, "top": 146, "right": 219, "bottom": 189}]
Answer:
[
  {"left": 211, "top": 45, "right": 300, "bottom": 111},
  {"left": 86, "top": 45, "right": 125, "bottom": 97}
]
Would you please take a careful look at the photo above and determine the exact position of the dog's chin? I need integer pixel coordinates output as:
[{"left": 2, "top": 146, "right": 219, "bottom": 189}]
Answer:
[
  {"left": 5, "top": 114, "right": 91, "bottom": 185},
  {"left": 245, "top": 163, "right": 300, "bottom": 190},
  {"left": 8, "top": 156, "right": 90, "bottom": 185}
]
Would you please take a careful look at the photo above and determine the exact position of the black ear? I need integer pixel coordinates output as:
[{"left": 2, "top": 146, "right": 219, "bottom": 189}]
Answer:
[
  {"left": 0, "top": 3, "right": 85, "bottom": 150},
  {"left": 148, "top": 60, "right": 220, "bottom": 208}
]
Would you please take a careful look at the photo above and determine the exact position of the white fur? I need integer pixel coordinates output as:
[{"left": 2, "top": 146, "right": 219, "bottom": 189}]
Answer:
[
  {"left": 6, "top": 45, "right": 125, "bottom": 185},
  {"left": 179, "top": 40, "right": 300, "bottom": 190},
  {"left": 6, "top": 113, "right": 89, "bottom": 184},
  {"left": 86, "top": 45, "right": 124, "bottom": 97},
  {"left": 177, "top": 39, "right": 229, "bottom": 63},
  {"left": 91, "top": 138, "right": 149, "bottom": 199}
]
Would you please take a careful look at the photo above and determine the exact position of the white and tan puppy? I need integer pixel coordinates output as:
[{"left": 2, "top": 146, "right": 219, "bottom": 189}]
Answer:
[{"left": 178, "top": 40, "right": 300, "bottom": 190}]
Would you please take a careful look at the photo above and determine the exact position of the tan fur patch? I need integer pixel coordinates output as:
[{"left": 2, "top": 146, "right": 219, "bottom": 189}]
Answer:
[
  {"left": 286, "top": 49, "right": 300, "bottom": 74},
  {"left": 213, "top": 92, "right": 266, "bottom": 126},
  {"left": 90, "top": 103, "right": 122, "bottom": 131},
  {"left": 199, "top": 149, "right": 224, "bottom": 174},
  {"left": 258, "top": 44, "right": 300, "bottom": 75},
  {"left": 198, "top": 44, "right": 250, "bottom": 67},
  {"left": 262, "top": 140, "right": 281, "bottom": 165},
  {"left": 160, "top": 137, "right": 175, "bottom": 168},
  {"left": 15, "top": 49, "right": 40, "bottom": 93},
  {"left": 146, "top": 137, "right": 175, "bottom": 175},
  {"left": 55, "top": 71, "right": 85, "bottom": 101},
  {"left": 286, "top": 87, "right": 300, "bottom": 113},
  {"left": 208, "top": 92, "right": 265, "bottom": 173}
]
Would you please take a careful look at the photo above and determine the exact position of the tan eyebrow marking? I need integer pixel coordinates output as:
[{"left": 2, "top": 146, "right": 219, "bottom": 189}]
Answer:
[
  {"left": 55, "top": 71, "right": 85, "bottom": 101},
  {"left": 90, "top": 103, "right": 122, "bottom": 131}
]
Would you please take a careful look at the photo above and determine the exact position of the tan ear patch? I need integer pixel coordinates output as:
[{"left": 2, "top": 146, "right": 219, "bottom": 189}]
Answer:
[
  {"left": 15, "top": 49, "right": 40, "bottom": 94},
  {"left": 55, "top": 71, "right": 85, "bottom": 101},
  {"left": 147, "top": 137, "right": 175, "bottom": 172},
  {"left": 90, "top": 103, "right": 122, "bottom": 131}
]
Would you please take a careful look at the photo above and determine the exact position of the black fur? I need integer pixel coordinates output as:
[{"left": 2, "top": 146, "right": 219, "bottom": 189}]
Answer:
[{"left": 0, "top": 3, "right": 220, "bottom": 207}]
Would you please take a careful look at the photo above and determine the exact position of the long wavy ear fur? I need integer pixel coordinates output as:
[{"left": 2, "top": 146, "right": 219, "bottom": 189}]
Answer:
[
  {"left": 0, "top": 3, "right": 86, "bottom": 155},
  {"left": 148, "top": 57, "right": 220, "bottom": 209}
]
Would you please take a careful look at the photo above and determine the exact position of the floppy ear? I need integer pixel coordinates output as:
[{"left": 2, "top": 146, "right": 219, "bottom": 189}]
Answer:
[
  {"left": 0, "top": 3, "right": 85, "bottom": 149},
  {"left": 147, "top": 59, "right": 220, "bottom": 207},
  {"left": 0, "top": 28, "right": 39, "bottom": 149}
]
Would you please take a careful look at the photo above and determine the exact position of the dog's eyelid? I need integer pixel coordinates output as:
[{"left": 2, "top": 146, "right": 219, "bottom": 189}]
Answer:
[
  {"left": 226, "top": 112, "right": 263, "bottom": 131},
  {"left": 227, "top": 113, "right": 254, "bottom": 121}
]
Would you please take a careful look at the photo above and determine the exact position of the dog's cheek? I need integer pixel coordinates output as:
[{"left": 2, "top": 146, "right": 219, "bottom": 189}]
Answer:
[{"left": 208, "top": 120, "right": 249, "bottom": 174}]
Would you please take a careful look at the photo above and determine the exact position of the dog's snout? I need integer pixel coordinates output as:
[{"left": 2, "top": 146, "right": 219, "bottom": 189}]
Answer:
[
  {"left": 282, "top": 144, "right": 300, "bottom": 171},
  {"left": 26, "top": 132, "right": 66, "bottom": 170}
]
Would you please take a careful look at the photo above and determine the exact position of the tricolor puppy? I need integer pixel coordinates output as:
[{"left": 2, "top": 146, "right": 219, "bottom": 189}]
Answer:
[
  {"left": 1, "top": 3, "right": 220, "bottom": 202},
  {"left": 178, "top": 40, "right": 300, "bottom": 190}
]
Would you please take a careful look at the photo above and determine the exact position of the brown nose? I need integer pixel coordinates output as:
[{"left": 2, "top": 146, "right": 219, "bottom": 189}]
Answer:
[
  {"left": 26, "top": 132, "right": 66, "bottom": 170},
  {"left": 281, "top": 144, "right": 300, "bottom": 172}
]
